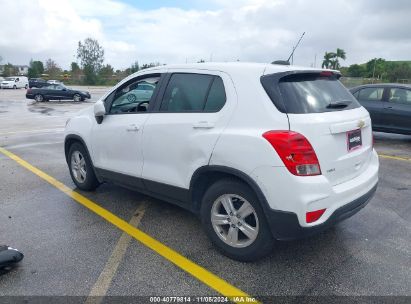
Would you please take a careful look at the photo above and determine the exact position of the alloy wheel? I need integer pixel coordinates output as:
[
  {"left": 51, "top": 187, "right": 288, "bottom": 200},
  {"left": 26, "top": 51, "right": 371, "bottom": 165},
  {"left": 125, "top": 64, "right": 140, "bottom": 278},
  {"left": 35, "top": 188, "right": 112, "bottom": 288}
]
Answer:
[
  {"left": 211, "top": 194, "right": 259, "bottom": 248},
  {"left": 70, "top": 151, "right": 87, "bottom": 183}
]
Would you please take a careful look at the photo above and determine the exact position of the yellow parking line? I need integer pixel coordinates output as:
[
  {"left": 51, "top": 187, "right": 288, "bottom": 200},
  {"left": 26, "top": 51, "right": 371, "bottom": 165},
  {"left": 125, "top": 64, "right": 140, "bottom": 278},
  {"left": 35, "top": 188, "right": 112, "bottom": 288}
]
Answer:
[
  {"left": 0, "top": 147, "right": 257, "bottom": 304},
  {"left": 86, "top": 203, "right": 148, "bottom": 304},
  {"left": 378, "top": 154, "right": 411, "bottom": 162}
]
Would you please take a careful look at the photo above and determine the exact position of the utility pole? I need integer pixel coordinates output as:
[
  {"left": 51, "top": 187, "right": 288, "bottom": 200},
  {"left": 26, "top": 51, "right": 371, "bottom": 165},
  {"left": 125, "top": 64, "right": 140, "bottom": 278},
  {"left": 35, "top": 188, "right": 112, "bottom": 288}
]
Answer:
[{"left": 372, "top": 59, "right": 376, "bottom": 84}]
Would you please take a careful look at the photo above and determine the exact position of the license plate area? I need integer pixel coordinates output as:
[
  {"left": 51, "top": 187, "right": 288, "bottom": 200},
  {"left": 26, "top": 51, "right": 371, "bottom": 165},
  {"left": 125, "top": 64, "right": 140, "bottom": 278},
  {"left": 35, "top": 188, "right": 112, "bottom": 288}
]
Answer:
[{"left": 347, "top": 129, "right": 362, "bottom": 151}]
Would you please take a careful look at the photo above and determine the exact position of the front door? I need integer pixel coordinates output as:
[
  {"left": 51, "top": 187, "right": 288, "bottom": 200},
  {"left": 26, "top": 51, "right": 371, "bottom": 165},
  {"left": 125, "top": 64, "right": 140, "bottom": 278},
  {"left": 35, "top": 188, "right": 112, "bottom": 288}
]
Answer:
[{"left": 90, "top": 73, "right": 164, "bottom": 185}]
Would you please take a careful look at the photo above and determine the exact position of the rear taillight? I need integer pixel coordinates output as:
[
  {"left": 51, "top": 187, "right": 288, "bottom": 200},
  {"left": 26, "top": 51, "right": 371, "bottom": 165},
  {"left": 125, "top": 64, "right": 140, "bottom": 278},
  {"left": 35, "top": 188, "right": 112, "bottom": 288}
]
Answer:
[
  {"left": 306, "top": 209, "right": 326, "bottom": 223},
  {"left": 262, "top": 130, "right": 321, "bottom": 176}
]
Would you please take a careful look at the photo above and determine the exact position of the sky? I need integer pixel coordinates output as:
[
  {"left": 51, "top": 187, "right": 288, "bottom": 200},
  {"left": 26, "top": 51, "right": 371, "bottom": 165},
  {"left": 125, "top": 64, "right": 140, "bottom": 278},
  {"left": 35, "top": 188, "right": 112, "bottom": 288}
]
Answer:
[{"left": 0, "top": 0, "right": 411, "bottom": 70}]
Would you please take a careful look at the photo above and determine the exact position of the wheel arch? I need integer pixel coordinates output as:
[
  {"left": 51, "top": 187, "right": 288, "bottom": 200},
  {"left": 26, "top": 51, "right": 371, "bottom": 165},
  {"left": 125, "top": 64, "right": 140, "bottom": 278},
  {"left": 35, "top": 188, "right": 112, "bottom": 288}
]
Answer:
[
  {"left": 189, "top": 166, "right": 271, "bottom": 215},
  {"left": 64, "top": 134, "right": 102, "bottom": 182}
]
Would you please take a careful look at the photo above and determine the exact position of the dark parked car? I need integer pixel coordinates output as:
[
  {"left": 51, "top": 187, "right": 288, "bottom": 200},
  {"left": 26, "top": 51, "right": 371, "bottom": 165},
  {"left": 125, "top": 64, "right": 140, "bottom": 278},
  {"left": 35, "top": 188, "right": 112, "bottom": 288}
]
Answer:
[
  {"left": 26, "top": 84, "right": 91, "bottom": 102},
  {"left": 350, "top": 83, "right": 411, "bottom": 135},
  {"left": 29, "top": 78, "right": 48, "bottom": 88}
]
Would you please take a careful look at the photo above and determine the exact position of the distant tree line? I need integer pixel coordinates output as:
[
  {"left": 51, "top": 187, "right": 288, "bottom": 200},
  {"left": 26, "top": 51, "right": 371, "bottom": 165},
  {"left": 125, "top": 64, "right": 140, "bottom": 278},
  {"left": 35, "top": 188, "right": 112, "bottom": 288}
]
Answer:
[
  {"left": 321, "top": 49, "right": 411, "bottom": 82},
  {"left": 1, "top": 38, "right": 162, "bottom": 85},
  {"left": 341, "top": 58, "right": 411, "bottom": 82}
]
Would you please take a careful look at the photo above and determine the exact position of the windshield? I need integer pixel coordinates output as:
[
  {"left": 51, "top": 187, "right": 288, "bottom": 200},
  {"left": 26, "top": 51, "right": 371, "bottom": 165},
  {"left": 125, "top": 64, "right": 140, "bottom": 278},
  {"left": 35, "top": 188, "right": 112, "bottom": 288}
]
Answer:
[
  {"left": 278, "top": 74, "right": 361, "bottom": 113},
  {"left": 5, "top": 77, "right": 15, "bottom": 81}
]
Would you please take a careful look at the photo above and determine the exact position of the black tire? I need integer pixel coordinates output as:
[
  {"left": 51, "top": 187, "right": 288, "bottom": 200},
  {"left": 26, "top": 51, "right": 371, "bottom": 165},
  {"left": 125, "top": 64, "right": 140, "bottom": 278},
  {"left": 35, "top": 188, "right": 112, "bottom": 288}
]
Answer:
[
  {"left": 68, "top": 142, "right": 100, "bottom": 191},
  {"left": 73, "top": 94, "right": 81, "bottom": 102},
  {"left": 34, "top": 94, "right": 44, "bottom": 102},
  {"left": 13, "top": 85, "right": 17, "bottom": 89},
  {"left": 25, "top": 84, "right": 28, "bottom": 89},
  {"left": 201, "top": 179, "right": 274, "bottom": 262}
]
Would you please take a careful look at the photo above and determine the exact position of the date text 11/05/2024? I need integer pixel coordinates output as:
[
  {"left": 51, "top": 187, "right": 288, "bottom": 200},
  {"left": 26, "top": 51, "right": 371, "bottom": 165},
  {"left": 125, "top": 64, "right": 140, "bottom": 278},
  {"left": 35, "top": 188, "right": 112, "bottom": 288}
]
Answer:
[{"left": 149, "top": 296, "right": 258, "bottom": 303}]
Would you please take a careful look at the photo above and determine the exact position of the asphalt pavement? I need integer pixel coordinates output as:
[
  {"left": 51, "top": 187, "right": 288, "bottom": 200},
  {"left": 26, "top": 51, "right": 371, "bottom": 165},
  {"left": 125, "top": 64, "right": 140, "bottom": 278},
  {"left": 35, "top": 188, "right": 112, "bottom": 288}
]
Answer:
[{"left": 0, "top": 88, "right": 410, "bottom": 303}]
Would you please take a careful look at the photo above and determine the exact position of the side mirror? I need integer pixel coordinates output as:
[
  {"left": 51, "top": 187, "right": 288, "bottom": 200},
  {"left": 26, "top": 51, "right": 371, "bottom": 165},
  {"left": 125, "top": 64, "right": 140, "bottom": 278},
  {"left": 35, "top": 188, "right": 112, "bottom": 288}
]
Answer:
[
  {"left": 94, "top": 100, "right": 106, "bottom": 124},
  {"left": 62, "top": 88, "right": 67, "bottom": 91}
]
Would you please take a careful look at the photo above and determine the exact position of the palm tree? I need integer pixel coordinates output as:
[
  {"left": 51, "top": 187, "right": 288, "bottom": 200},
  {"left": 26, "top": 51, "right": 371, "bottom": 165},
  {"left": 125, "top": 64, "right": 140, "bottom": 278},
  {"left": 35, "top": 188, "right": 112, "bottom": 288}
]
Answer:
[
  {"left": 322, "top": 52, "right": 335, "bottom": 69},
  {"left": 331, "top": 48, "right": 346, "bottom": 69}
]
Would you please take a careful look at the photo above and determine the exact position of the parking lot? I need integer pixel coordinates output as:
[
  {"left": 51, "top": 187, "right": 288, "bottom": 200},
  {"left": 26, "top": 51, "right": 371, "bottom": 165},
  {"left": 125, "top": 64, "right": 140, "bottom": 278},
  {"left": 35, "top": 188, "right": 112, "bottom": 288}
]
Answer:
[{"left": 0, "top": 88, "right": 410, "bottom": 302}]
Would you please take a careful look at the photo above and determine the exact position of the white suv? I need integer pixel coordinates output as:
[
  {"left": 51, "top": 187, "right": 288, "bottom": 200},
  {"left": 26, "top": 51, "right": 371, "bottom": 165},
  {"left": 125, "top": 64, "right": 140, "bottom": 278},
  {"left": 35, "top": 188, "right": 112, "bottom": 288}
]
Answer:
[{"left": 64, "top": 63, "right": 379, "bottom": 261}]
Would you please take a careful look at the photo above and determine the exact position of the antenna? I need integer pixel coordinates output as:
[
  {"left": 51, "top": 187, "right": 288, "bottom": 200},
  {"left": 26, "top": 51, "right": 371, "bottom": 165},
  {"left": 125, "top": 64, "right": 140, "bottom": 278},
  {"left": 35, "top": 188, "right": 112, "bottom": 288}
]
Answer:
[{"left": 287, "top": 32, "right": 305, "bottom": 64}]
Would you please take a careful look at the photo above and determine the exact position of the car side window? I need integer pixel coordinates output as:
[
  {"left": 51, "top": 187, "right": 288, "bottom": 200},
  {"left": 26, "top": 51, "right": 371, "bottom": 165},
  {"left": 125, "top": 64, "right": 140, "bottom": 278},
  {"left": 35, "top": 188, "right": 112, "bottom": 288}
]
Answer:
[
  {"left": 204, "top": 76, "right": 226, "bottom": 112},
  {"left": 160, "top": 73, "right": 214, "bottom": 112},
  {"left": 389, "top": 88, "right": 411, "bottom": 105},
  {"left": 358, "top": 87, "right": 384, "bottom": 101},
  {"left": 352, "top": 90, "right": 360, "bottom": 99},
  {"left": 109, "top": 75, "right": 160, "bottom": 114}
]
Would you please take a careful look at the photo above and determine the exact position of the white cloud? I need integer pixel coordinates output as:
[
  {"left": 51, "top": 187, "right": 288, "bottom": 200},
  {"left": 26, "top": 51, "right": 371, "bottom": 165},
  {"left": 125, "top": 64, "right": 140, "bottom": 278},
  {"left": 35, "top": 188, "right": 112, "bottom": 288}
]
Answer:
[{"left": 0, "top": 0, "right": 410, "bottom": 69}]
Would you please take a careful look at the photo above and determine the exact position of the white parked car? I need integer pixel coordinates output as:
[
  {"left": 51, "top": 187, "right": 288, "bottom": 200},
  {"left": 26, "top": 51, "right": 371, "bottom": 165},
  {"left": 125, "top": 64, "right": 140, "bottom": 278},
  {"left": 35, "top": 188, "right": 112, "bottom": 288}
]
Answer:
[
  {"left": 64, "top": 62, "right": 379, "bottom": 261},
  {"left": 0, "top": 76, "right": 29, "bottom": 89}
]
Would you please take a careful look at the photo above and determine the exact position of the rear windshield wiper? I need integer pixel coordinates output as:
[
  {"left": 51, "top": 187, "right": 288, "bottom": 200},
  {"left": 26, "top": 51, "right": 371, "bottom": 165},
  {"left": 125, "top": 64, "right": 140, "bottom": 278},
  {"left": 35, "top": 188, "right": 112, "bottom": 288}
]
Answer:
[{"left": 326, "top": 100, "right": 352, "bottom": 109}]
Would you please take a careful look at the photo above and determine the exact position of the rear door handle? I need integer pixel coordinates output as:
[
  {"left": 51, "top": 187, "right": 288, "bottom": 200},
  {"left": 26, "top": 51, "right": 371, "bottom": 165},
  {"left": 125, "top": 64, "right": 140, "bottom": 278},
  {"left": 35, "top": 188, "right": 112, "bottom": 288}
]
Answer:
[
  {"left": 192, "top": 121, "right": 214, "bottom": 129},
  {"left": 126, "top": 124, "right": 140, "bottom": 132}
]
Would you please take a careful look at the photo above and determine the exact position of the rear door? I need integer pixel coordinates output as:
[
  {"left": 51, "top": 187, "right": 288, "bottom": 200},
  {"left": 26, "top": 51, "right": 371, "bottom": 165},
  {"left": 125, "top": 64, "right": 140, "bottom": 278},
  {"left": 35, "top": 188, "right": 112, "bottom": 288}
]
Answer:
[
  {"left": 141, "top": 70, "right": 235, "bottom": 203},
  {"left": 41, "top": 85, "right": 55, "bottom": 99},
  {"left": 383, "top": 87, "right": 411, "bottom": 133},
  {"left": 352, "top": 86, "right": 385, "bottom": 127},
  {"left": 270, "top": 72, "right": 373, "bottom": 186}
]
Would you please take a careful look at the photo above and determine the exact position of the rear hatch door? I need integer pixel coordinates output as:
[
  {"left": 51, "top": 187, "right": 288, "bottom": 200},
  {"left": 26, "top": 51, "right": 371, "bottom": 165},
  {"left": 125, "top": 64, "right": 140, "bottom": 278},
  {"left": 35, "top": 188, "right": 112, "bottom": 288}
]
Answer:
[{"left": 262, "top": 71, "right": 373, "bottom": 185}]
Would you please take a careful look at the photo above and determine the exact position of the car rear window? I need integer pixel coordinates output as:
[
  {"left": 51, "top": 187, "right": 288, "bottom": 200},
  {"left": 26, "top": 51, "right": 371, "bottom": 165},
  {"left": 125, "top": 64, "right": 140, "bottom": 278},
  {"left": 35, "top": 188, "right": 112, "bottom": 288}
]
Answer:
[{"left": 265, "top": 73, "right": 361, "bottom": 114}]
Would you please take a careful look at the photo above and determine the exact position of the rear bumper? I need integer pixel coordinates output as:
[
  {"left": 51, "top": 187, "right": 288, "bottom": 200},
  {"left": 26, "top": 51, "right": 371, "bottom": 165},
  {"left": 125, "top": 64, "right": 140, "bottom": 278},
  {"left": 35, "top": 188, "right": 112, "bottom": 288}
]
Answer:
[{"left": 266, "top": 183, "right": 377, "bottom": 240}]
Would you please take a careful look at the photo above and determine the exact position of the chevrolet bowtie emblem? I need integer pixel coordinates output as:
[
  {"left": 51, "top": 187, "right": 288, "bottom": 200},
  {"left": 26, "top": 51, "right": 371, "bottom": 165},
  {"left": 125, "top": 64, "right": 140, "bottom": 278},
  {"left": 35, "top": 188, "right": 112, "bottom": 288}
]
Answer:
[{"left": 358, "top": 120, "right": 365, "bottom": 128}]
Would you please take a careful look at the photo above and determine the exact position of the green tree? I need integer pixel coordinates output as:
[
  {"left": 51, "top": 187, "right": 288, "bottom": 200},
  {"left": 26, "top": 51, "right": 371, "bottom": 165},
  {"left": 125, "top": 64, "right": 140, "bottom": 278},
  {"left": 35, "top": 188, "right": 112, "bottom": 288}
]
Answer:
[
  {"left": 98, "top": 64, "right": 114, "bottom": 82},
  {"left": 140, "top": 62, "right": 160, "bottom": 70},
  {"left": 322, "top": 48, "right": 346, "bottom": 69},
  {"left": 331, "top": 48, "right": 346, "bottom": 69},
  {"left": 321, "top": 52, "right": 335, "bottom": 69},
  {"left": 347, "top": 64, "right": 366, "bottom": 77},
  {"left": 69, "top": 62, "right": 82, "bottom": 82},
  {"left": 44, "top": 59, "right": 61, "bottom": 79},
  {"left": 71, "top": 62, "right": 80, "bottom": 73},
  {"left": 386, "top": 62, "right": 411, "bottom": 82},
  {"left": 28, "top": 60, "right": 44, "bottom": 78},
  {"left": 77, "top": 38, "right": 104, "bottom": 84},
  {"left": 2, "top": 63, "right": 17, "bottom": 77},
  {"left": 366, "top": 58, "right": 386, "bottom": 79},
  {"left": 130, "top": 61, "right": 139, "bottom": 73}
]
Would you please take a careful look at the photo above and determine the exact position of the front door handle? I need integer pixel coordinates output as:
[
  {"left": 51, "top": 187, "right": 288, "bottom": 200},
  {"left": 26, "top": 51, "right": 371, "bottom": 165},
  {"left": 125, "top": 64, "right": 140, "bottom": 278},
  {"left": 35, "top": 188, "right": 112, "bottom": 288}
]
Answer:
[
  {"left": 192, "top": 121, "right": 215, "bottom": 129},
  {"left": 126, "top": 124, "right": 140, "bottom": 132}
]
